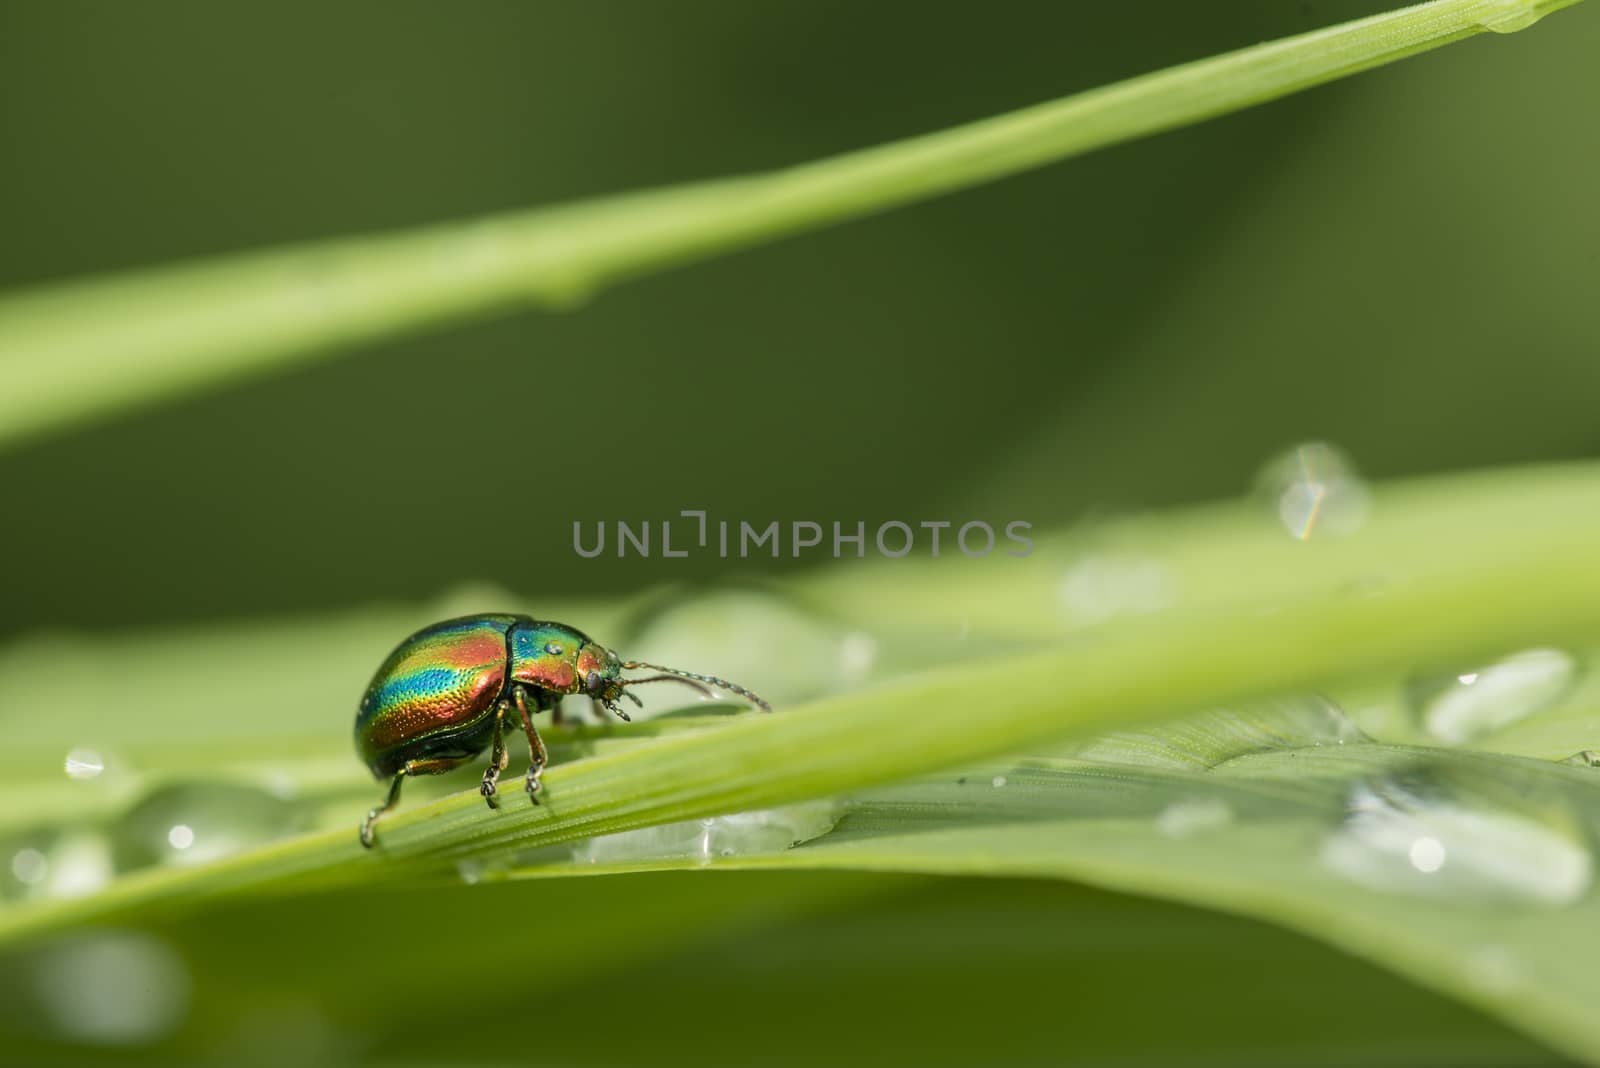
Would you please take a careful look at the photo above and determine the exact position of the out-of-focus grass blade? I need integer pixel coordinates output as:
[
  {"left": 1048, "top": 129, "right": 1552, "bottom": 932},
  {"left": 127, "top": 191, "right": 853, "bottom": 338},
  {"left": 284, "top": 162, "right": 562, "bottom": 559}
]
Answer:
[{"left": 0, "top": 0, "right": 1582, "bottom": 448}]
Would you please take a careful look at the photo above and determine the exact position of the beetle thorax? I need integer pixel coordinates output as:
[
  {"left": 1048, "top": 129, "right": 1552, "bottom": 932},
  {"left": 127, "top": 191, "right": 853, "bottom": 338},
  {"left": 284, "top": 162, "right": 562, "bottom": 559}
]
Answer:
[{"left": 506, "top": 620, "right": 592, "bottom": 695}]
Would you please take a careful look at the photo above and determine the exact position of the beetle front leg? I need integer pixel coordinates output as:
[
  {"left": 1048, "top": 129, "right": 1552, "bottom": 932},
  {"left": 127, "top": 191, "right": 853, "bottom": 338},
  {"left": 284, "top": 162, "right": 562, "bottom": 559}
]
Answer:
[
  {"left": 479, "top": 699, "right": 510, "bottom": 810},
  {"left": 513, "top": 686, "right": 550, "bottom": 803}
]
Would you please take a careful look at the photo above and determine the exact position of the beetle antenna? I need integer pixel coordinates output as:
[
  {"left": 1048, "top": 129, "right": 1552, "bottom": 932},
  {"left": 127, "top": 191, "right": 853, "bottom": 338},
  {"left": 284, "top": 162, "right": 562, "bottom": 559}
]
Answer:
[
  {"left": 622, "top": 662, "right": 773, "bottom": 712},
  {"left": 619, "top": 674, "right": 714, "bottom": 699}
]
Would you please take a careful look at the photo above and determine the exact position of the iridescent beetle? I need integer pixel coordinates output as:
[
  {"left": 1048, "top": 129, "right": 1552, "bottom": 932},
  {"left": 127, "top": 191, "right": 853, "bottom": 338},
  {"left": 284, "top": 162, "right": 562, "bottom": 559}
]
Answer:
[{"left": 353, "top": 613, "right": 770, "bottom": 847}]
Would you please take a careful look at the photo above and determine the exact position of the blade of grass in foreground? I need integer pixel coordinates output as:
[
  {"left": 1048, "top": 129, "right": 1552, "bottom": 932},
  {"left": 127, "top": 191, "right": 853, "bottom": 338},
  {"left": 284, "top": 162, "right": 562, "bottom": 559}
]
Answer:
[
  {"left": 492, "top": 706, "right": 1600, "bottom": 1065},
  {"left": 0, "top": 0, "right": 1583, "bottom": 448},
  {"left": 4, "top": 462, "right": 1600, "bottom": 944}
]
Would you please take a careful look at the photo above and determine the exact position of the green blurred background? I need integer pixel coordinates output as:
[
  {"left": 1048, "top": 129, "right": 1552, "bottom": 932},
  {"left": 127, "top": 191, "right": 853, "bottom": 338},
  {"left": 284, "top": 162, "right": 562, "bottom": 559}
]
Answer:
[
  {"left": 3, "top": 0, "right": 1595, "bottom": 635},
  {"left": 2, "top": 3, "right": 1598, "bottom": 1065}
]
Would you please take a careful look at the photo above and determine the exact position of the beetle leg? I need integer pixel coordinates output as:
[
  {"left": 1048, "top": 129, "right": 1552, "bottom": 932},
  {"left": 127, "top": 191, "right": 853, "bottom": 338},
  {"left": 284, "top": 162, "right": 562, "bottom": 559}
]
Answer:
[
  {"left": 360, "top": 757, "right": 471, "bottom": 848},
  {"left": 513, "top": 686, "right": 550, "bottom": 803},
  {"left": 551, "top": 697, "right": 565, "bottom": 726},
  {"left": 360, "top": 772, "right": 406, "bottom": 848},
  {"left": 479, "top": 699, "right": 510, "bottom": 810}
]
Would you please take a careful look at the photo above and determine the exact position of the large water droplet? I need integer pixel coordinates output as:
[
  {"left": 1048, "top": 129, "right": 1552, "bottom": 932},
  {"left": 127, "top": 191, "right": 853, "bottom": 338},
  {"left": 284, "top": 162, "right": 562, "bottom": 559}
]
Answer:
[
  {"left": 572, "top": 801, "right": 839, "bottom": 867},
  {"left": 620, "top": 588, "right": 859, "bottom": 711},
  {"left": 1255, "top": 442, "right": 1370, "bottom": 540},
  {"left": 1322, "top": 770, "right": 1592, "bottom": 906},
  {"left": 33, "top": 831, "right": 114, "bottom": 900},
  {"left": 1409, "top": 648, "right": 1578, "bottom": 744},
  {"left": 29, "top": 931, "right": 189, "bottom": 1045},
  {"left": 111, "top": 783, "right": 305, "bottom": 872}
]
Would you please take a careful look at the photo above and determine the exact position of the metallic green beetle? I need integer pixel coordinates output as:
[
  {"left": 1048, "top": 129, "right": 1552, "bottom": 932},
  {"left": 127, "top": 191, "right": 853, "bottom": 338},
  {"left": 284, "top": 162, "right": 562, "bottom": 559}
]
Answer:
[{"left": 353, "top": 613, "right": 771, "bottom": 847}]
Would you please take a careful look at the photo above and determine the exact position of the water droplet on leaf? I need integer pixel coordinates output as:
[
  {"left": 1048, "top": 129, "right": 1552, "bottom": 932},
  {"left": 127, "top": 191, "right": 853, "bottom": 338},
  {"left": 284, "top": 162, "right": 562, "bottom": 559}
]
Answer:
[
  {"left": 39, "top": 832, "right": 114, "bottom": 900},
  {"left": 9, "top": 846, "right": 48, "bottom": 888},
  {"left": 1156, "top": 797, "right": 1235, "bottom": 838},
  {"left": 1322, "top": 769, "right": 1591, "bottom": 906},
  {"left": 1475, "top": 0, "right": 1542, "bottom": 33},
  {"left": 571, "top": 801, "right": 839, "bottom": 866},
  {"left": 111, "top": 783, "right": 305, "bottom": 872},
  {"left": 63, "top": 748, "right": 106, "bottom": 781},
  {"left": 1409, "top": 649, "right": 1578, "bottom": 744},
  {"left": 1058, "top": 553, "right": 1172, "bottom": 626},
  {"left": 1255, "top": 442, "right": 1369, "bottom": 540}
]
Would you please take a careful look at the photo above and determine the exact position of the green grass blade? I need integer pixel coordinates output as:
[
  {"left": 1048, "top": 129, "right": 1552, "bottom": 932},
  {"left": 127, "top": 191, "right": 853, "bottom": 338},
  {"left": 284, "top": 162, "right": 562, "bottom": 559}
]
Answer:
[
  {"left": 0, "top": 0, "right": 1582, "bottom": 448},
  {"left": 493, "top": 714, "right": 1600, "bottom": 1064},
  {"left": 4, "top": 462, "right": 1600, "bottom": 946}
]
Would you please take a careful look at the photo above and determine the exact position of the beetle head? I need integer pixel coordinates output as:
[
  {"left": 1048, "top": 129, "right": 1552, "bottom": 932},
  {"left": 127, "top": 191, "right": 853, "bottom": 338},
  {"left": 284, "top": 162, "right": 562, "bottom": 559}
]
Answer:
[
  {"left": 572, "top": 642, "right": 773, "bottom": 722},
  {"left": 577, "top": 642, "right": 631, "bottom": 717}
]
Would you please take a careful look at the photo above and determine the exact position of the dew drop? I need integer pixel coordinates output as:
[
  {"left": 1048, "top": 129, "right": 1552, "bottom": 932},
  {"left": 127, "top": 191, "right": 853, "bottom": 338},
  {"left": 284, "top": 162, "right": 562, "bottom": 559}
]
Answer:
[
  {"left": 455, "top": 857, "right": 507, "bottom": 885},
  {"left": 571, "top": 801, "right": 839, "bottom": 866},
  {"left": 1322, "top": 771, "right": 1591, "bottom": 906},
  {"left": 1058, "top": 553, "right": 1172, "bottom": 626},
  {"left": 1254, "top": 442, "right": 1370, "bottom": 540},
  {"left": 1407, "top": 835, "right": 1446, "bottom": 873},
  {"left": 1476, "top": 0, "right": 1543, "bottom": 33},
  {"left": 838, "top": 631, "right": 878, "bottom": 682},
  {"left": 10, "top": 846, "right": 48, "bottom": 886},
  {"left": 991, "top": 775, "right": 1008, "bottom": 788},
  {"left": 1156, "top": 797, "right": 1235, "bottom": 838},
  {"left": 41, "top": 832, "right": 115, "bottom": 900},
  {"left": 262, "top": 771, "right": 300, "bottom": 800},
  {"left": 63, "top": 748, "right": 106, "bottom": 781},
  {"left": 1067, "top": 696, "right": 1369, "bottom": 769},
  {"left": 1409, "top": 648, "right": 1578, "bottom": 744},
  {"left": 2, "top": 830, "right": 67, "bottom": 901},
  {"left": 111, "top": 783, "right": 305, "bottom": 872}
]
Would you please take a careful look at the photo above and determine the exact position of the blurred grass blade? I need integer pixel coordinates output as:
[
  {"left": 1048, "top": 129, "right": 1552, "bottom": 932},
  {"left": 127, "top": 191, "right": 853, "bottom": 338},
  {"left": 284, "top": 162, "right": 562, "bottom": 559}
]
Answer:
[{"left": 0, "top": 0, "right": 1582, "bottom": 448}]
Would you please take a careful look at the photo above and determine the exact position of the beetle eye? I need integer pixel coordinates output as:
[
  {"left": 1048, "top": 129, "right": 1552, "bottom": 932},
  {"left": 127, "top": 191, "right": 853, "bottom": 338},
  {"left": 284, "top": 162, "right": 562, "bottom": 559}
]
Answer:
[
  {"left": 585, "top": 671, "right": 603, "bottom": 696},
  {"left": 545, "top": 641, "right": 563, "bottom": 656}
]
